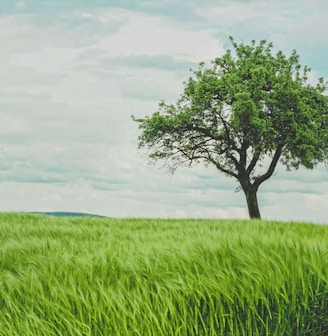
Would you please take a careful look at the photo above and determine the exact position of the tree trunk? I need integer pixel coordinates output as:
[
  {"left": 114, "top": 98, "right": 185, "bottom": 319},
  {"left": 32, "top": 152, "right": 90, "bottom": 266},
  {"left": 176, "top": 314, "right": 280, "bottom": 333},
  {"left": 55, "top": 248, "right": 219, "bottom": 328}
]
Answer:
[{"left": 244, "top": 188, "right": 261, "bottom": 219}]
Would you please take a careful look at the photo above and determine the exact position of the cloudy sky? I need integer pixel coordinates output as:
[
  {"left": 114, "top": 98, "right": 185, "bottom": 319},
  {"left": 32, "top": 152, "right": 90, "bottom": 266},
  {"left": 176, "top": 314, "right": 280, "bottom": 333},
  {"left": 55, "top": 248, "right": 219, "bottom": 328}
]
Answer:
[{"left": 1, "top": 0, "right": 327, "bottom": 222}]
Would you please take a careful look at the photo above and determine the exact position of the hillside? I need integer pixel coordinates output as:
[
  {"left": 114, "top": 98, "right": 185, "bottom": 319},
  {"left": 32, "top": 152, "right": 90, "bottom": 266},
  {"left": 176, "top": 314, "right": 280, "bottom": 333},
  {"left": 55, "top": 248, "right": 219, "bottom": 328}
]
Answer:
[{"left": 30, "top": 211, "right": 108, "bottom": 218}]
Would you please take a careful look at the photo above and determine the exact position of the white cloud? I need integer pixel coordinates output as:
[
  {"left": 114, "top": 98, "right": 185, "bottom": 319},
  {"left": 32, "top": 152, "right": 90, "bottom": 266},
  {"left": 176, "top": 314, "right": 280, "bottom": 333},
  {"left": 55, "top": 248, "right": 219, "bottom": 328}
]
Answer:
[
  {"left": 85, "top": 8, "right": 224, "bottom": 62},
  {"left": 196, "top": 0, "right": 325, "bottom": 47},
  {"left": 13, "top": 48, "right": 80, "bottom": 73},
  {"left": 261, "top": 191, "right": 328, "bottom": 224},
  {"left": 196, "top": 0, "right": 289, "bottom": 36}
]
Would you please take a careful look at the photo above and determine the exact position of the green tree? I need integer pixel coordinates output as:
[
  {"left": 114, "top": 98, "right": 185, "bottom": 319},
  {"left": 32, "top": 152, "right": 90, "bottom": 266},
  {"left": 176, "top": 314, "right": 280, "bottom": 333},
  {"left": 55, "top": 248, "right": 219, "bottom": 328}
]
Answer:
[{"left": 133, "top": 38, "right": 328, "bottom": 219}]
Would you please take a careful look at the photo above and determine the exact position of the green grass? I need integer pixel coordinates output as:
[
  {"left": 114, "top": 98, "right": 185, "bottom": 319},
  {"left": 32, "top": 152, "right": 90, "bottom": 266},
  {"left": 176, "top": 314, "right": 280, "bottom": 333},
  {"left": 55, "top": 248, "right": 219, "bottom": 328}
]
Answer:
[{"left": 0, "top": 213, "right": 328, "bottom": 335}]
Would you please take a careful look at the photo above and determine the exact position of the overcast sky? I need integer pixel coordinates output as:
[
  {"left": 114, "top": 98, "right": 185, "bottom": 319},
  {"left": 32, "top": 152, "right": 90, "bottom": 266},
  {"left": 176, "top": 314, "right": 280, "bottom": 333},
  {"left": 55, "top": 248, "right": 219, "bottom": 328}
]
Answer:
[{"left": 1, "top": 0, "right": 327, "bottom": 222}]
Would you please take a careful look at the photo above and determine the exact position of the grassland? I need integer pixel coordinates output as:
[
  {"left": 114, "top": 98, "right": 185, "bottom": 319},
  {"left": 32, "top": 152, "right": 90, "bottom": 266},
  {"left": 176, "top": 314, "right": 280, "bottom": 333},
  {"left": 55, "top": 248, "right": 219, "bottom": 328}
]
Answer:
[{"left": 0, "top": 213, "right": 328, "bottom": 335}]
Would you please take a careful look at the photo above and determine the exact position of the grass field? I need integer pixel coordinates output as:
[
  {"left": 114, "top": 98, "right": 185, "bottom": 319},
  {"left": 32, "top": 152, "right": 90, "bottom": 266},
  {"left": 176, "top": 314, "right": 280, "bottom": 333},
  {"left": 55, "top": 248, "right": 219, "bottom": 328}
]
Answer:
[{"left": 0, "top": 213, "right": 328, "bottom": 335}]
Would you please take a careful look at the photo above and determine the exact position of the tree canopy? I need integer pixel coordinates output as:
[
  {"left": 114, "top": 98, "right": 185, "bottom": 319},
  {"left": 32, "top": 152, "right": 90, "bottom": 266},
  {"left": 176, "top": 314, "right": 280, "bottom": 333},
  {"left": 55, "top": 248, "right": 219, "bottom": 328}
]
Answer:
[{"left": 133, "top": 38, "right": 328, "bottom": 219}]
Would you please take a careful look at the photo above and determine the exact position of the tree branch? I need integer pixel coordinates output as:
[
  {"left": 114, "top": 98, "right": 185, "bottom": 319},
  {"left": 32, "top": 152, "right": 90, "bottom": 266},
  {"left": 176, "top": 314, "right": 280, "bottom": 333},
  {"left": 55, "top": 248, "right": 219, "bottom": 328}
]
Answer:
[
  {"left": 253, "top": 144, "right": 283, "bottom": 189},
  {"left": 187, "top": 125, "right": 221, "bottom": 141},
  {"left": 246, "top": 151, "right": 260, "bottom": 175},
  {"left": 169, "top": 142, "right": 239, "bottom": 179},
  {"left": 238, "top": 140, "right": 249, "bottom": 170},
  {"left": 207, "top": 156, "right": 239, "bottom": 178},
  {"left": 217, "top": 111, "right": 239, "bottom": 152}
]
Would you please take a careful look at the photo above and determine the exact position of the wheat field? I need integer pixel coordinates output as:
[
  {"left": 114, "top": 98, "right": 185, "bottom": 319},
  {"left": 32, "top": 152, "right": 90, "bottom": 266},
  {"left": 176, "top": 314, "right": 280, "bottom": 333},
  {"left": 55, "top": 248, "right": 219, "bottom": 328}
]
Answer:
[{"left": 0, "top": 213, "right": 327, "bottom": 335}]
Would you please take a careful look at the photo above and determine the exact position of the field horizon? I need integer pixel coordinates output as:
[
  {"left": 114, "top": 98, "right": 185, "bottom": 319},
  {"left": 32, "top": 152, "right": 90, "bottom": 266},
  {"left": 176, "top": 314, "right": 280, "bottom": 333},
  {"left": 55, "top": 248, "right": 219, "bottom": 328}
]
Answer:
[
  {"left": 18, "top": 211, "right": 328, "bottom": 226},
  {"left": 0, "top": 213, "right": 327, "bottom": 335}
]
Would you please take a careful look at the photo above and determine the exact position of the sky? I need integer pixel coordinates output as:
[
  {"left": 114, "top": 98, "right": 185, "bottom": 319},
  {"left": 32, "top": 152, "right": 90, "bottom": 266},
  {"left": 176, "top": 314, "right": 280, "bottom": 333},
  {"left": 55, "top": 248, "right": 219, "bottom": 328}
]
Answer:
[{"left": 1, "top": 0, "right": 327, "bottom": 223}]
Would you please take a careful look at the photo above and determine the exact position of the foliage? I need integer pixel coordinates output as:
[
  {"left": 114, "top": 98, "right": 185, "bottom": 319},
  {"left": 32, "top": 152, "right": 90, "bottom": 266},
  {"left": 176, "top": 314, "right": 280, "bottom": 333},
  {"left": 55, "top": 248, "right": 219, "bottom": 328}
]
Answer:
[
  {"left": 1, "top": 213, "right": 328, "bottom": 335},
  {"left": 133, "top": 38, "right": 328, "bottom": 218}
]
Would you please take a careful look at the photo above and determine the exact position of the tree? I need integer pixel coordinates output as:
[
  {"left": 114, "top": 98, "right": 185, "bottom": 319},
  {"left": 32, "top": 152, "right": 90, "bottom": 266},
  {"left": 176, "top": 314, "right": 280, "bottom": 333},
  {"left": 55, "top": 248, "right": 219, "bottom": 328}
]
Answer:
[{"left": 133, "top": 38, "right": 328, "bottom": 219}]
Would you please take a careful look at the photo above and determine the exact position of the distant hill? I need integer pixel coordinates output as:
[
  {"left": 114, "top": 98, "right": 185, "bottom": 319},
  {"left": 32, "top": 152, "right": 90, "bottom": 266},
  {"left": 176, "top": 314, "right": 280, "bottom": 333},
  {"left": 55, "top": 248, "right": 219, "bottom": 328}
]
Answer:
[{"left": 31, "top": 212, "right": 108, "bottom": 218}]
